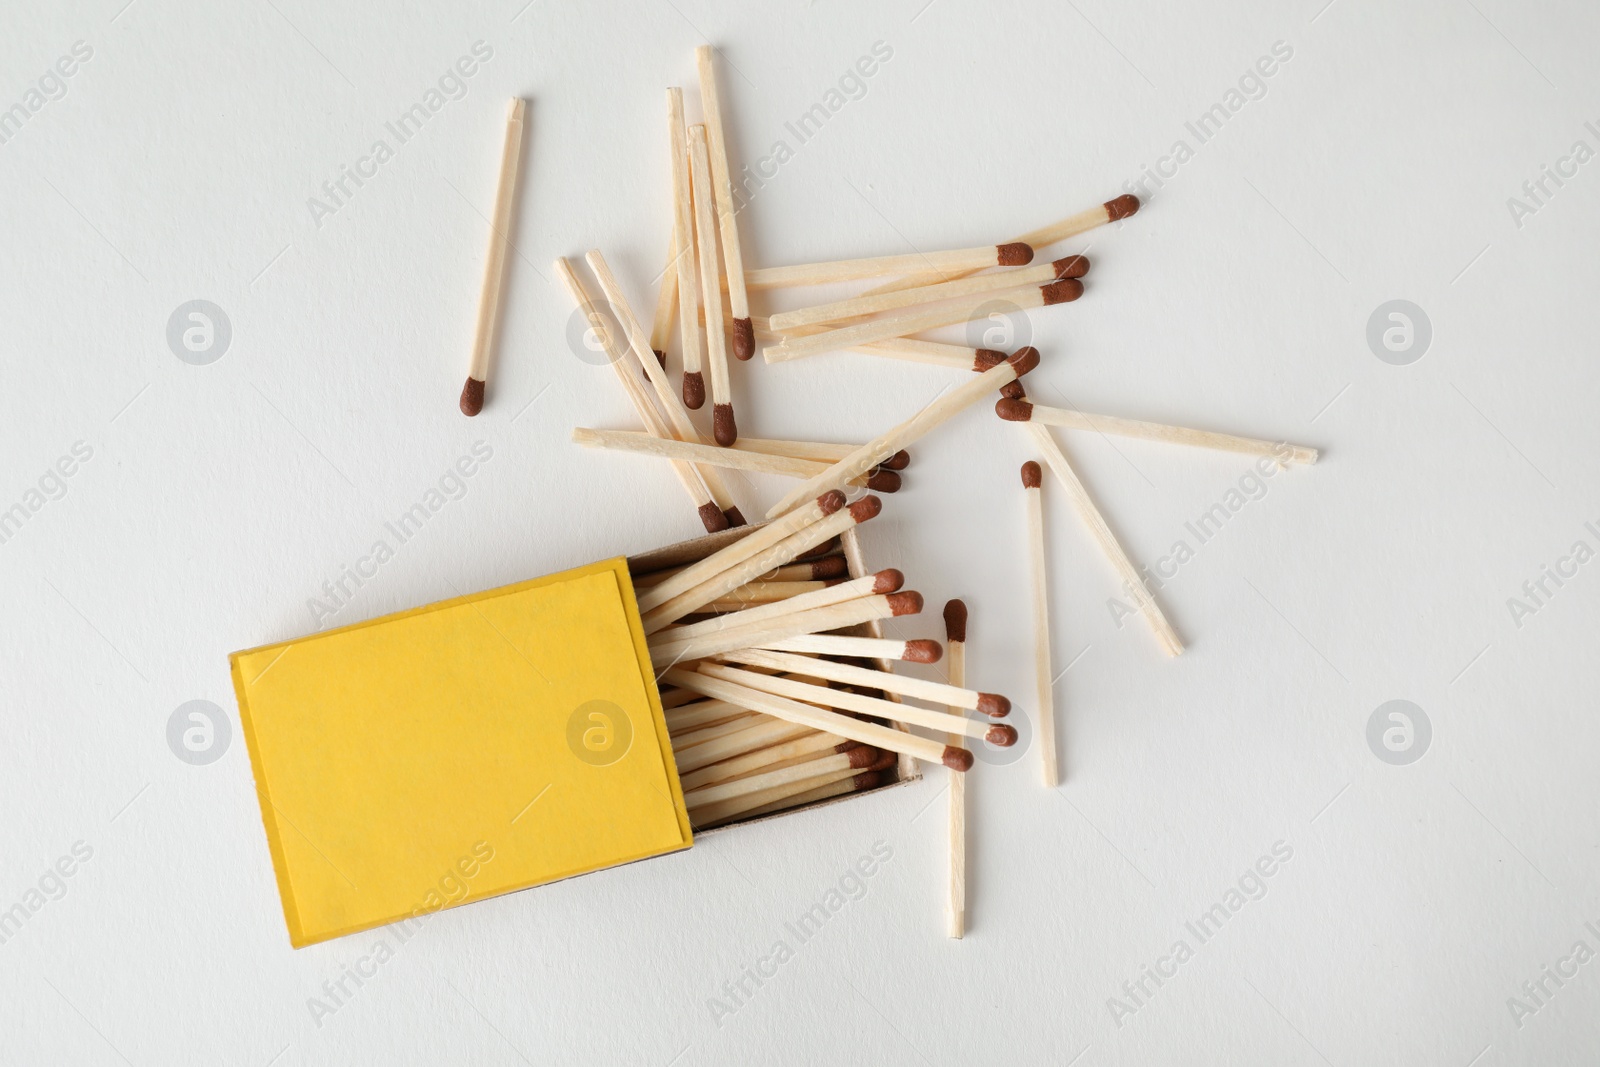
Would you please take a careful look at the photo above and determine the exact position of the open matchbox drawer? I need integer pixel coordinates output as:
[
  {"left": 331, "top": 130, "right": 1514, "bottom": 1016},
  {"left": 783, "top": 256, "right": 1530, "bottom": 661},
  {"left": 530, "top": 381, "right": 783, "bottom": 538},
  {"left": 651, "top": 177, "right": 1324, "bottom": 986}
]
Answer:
[{"left": 628, "top": 522, "right": 923, "bottom": 834}]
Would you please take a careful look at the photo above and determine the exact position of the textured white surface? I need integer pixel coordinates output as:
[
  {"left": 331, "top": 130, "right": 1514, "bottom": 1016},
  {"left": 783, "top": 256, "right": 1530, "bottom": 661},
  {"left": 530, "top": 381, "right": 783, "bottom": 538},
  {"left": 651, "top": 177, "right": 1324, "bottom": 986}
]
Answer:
[{"left": 3, "top": 1, "right": 1598, "bottom": 1064}]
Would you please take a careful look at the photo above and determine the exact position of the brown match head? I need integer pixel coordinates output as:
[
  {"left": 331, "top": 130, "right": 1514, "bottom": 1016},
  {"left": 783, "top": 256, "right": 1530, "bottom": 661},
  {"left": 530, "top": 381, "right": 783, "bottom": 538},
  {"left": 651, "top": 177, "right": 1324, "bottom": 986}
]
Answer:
[
  {"left": 653, "top": 348, "right": 667, "bottom": 369},
  {"left": 822, "top": 576, "right": 848, "bottom": 587},
  {"left": 986, "top": 723, "right": 1019, "bottom": 747},
  {"left": 712, "top": 403, "right": 737, "bottom": 447},
  {"left": 723, "top": 506, "right": 748, "bottom": 527},
  {"left": 881, "top": 449, "right": 911, "bottom": 471},
  {"left": 885, "top": 590, "right": 923, "bottom": 617},
  {"left": 850, "top": 770, "right": 882, "bottom": 791},
  {"left": 903, "top": 639, "right": 942, "bottom": 664},
  {"left": 867, "top": 749, "right": 898, "bottom": 772},
  {"left": 682, "top": 371, "right": 706, "bottom": 409},
  {"left": 976, "top": 693, "right": 1011, "bottom": 718},
  {"left": 846, "top": 745, "right": 881, "bottom": 769},
  {"left": 1052, "top": 255, "right": 1090, "bottom": 279},
  {"left": 872, "top": 568, "right": 905, "bottom": 594},
  {"left": 1021, "top": 461, "right": 1042, "bottom": 489},
  {"left": 809, "top": 555, "right": 848, "bottom": 580},
  {"left": 996, "top": 241, "right": 1034, "bottom": 266},
  {"left": 847, "top": 494, "right": 883, "bottom": 523},
  {"left": 817, "top": 489, "right": 847, "bottom": 516},
  {"left": 732, "top": 317, "right": 755, "bottom": 361},
  {"left": 943, "top": 599, "right": 967, "bottom": 643},
  {"left": 973, "top": 349, "right": 1007, "bottom": 372},
  {"left": 941, "top": 745, "right": 974, "bottom": 772},
  {"left": 697, "top": 501, "right": 730, "bottom": 533},
  {"left": 1000, "top": 380, "right": 1026, "bottom": 401},
  {"left": 1041, "top": 279, "right": 1084, "bottom": 306},
  {"left": 458, "top": 376, "right": 485, "bottom": 417},
  {"left": 865, "top": 468, "right": 901, "bottom": 493},
  {"left": 997, "top": 397, "right": 1035, "bottom": 422},
  {"left": 1007, "top": 346, "right": 1041, "bottom": 376},
  {"left": 1106, "top": 193, "right": 1141, "bottom": 221}
]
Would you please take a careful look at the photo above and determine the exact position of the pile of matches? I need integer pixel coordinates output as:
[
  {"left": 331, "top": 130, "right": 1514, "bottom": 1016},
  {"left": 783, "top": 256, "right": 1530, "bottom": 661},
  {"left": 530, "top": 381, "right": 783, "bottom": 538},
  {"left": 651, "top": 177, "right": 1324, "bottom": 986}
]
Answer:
[
  {"left": 627, "top": 502, "right": 1016, "bottom": 835},
  {"left": 449, "top": 47, "right": 1322, "bottom": 938}
]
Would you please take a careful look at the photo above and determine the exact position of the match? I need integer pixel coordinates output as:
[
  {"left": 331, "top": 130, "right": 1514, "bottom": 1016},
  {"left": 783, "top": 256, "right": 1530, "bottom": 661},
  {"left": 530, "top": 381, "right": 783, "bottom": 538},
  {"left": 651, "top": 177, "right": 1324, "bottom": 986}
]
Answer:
[
  {"left": 657, "top": 569, "right": 903, "bottom": 645},
  {"left": 695, "top": 46, "right": 755, "bottom": 361},
  {"left": 647, "top": 588, "right": 922, "bottom": 667},
  {"left": 460, "top": 97, "right": 528, "bottom": 416},
  {"left": 677, "top": 733, "right": 861, "bottom": 793},
  {"left": 570, "top": 427, "right": 900, "bottom": 490},
  {"left": 860, "top": 193, "right": 1139, "bottom": 297},
  {"left": 1014, "top": 392, "right": 1184, "bottom": 656},
  {"left": 715, "top": 647, "right": 1010, "bottom": 717},
  {"left": 944, "top": 598, "right": 967, "bottom": 939},
  {"left": 666, "top": 88, "right": 706, "bottom": 409},
  {"left": 745, "top": 241, "right": 1033, "bottom": 291},
  {"left": 698, "top": 662, "right": 1017, "bottom": 748},
  {"left": 765, "top": 280, "right": 1081, "bottom": 364},
  {"left": 770, "top": 255, "right": 1090, "bottom": 332},
  {"left": 585, "top": 249, "right": 746, "bottom": 525},
  {"left": 688, "top": 124, "right": 737, "bottom": 445},
  {"left": 753, "top": 633, "right": 941, "bottom": 663},
  {"left": 636, "top": 491, "right": 846, "bottom": 614},
  {"left": 665, "top": 666, "right": 973, "bottom": 770},
  {"left": 1022, "top": 461, "right": 1058, "bottom": 787},
  {"left": 684, "top": 744, "right": 884, "bottom": 809},
  {"left": 997, "top": 399, "right": 1320, "bottom": 465},
  {"left": 641, "top": 496, "right": 884, "bottom": 632},
  {"left": 554, "top": 257, "right": 728, "bottom": 532}
]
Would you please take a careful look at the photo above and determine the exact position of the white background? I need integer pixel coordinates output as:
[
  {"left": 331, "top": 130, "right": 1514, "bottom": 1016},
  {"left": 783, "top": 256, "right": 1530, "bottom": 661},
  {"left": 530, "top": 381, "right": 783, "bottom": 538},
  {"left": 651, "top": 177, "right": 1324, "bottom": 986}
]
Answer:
[{"left": 2, "top": 0, "right": 1598, "bottom": 1063}]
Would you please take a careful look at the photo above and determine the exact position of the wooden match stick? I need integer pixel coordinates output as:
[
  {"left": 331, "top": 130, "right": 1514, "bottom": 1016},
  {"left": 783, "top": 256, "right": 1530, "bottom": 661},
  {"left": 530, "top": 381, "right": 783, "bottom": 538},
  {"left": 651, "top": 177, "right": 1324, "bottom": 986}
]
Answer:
[
  {"left": 748, "top": 313, "right": 995, "bottom": 371},
  {"left": 570, "top": 428, "right": 901, "bottom": 491},
  {"left": 861, "top": 194, "right": 1139, "bottom": 297},
  {"left": 716, "top": 648, "right": 1010, "bottom": 717},
  {"left": 553, "top": 257, "right": 727, "bottom": 532},
  {"left": 754, "top": 634, "right": 941, "bottom": 663},
  {"left": 634, "top": 555, "right": 847, "bottom": 588},
  {"left": 694, "top": 46, "right": 755, "bottom": 361},
  {"left": 692, "top": 766, "right": 881, "bottom": 829},
  {"left": 674, "top": 718, "right": 813, "bottom": 775},
  {"left": 648, "top": 241, "right": 677, "bottom": 375},
  {"left": 699, "top": 663, "right": 1017, "bottom": 748},
  {"left": 997, "top": 399, "right": 1320, "bottom": 465},
  {"left": 1023, "top": 462, "right": 1058, "bottom": 787},
  {"left": 666, "top": 88, "right": 706, "bottom": 408},
  {"left": 726, "top": 769, "right": 882, "bottom": 823},
  {"left": 648, "top": 589, "right": 922, "bottom": 667},
  {"left": 460, "top": 98, "right": 528, "bottom": 416},
  {"left": 701, "top": 580, "right": 834, "bottom": 611},
  {"left": 642, "top": 496, "right": 883, "bottom": 632},
  {"left": 636, "top": 490, "right": 845, "bottom": 614},
  {"left": 1015, "top": 396, "right": 1183, "bottom": 656},
  {"left": 666, "top": 666, "right": 972, "bottom": 770},
  {"left": 684, "top": 745, "right": 883, "bottom": 808},
  {"left": 734, "top": 438, "right": 909, "bottom": 468},
  {"left": 670, "top": 711, "right": 763, "bottom": 750},
  {"left": 766, "top": 348, "right": 1039, "bottom": 517},
  {"left": 658, "top": 687, "right": 699, "bottom": 709},
  {"left": 658, "top": 568, "right": 903, "bottom": 644},
  {"left": 676, "top": 733, "right": 857, "bottom": 793},
  {"left": 745, "top": 241, "right": 1034, "bottom": 291},
  {"left": 766, "top": 280, "right": 1080, "bottom": 364},
  {"left": 664, "top": 698, "right": 746, "bottom": 733},
  {"left": 585, "top": 249, "right": 745, "bottom": 524},
  {"left": 688, "top": 124, "right": 737, "bottom": 445},
  {"left": 771, "top": 256, "right": 1090, "bottom": 332},
  {"left": 944, "top": 598, "right": 967, "bottom": 939}
]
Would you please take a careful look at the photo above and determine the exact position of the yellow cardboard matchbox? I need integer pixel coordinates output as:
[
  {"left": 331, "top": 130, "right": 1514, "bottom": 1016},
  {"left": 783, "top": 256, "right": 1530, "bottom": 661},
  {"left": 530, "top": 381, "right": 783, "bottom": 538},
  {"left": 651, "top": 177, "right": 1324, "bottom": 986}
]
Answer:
[{"left": 229, "top": 557, "right": 691, "bottom": 948}]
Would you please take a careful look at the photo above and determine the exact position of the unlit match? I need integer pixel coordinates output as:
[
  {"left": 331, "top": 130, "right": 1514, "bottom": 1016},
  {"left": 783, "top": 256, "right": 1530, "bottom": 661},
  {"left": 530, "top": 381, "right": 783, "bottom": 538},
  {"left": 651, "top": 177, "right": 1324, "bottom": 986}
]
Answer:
[
  {"left": 944, "top": 597, "right": 967, "bottom": 940},
  {"left": 666, "top": 87, "right": 707, "bottom": 409},
  {"left": 770, "top": 255, "right": 1089, "bottom": 332},
  {"left": 688, "top": 124, "right": 737, "bottom": 445},
  {"left": 746, "top": 241, "right": 1034, "bottom": 291},
  {"left": 997, "top": 399, "right": 1319, "bottom": 466},
  {"left": 754, "top": 633, "right": 941, "bottom": 663},
  {"left": 1022, "top": 461, "right": 1058, "bottom": 787},
  {"left": 695, "top": 46, "right": 755, "bottom": 361},
  {"left": 460, "top": 98, "right": 528, "bottom": 416},
  {"left": 766, "top": 280, "right": 1080, "bottom": 364}
]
